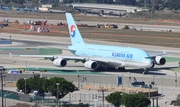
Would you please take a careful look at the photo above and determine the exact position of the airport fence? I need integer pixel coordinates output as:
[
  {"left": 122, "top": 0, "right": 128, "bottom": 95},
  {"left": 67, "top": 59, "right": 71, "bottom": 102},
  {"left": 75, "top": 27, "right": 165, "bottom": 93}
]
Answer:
[
  {"left": 30, "top": 92, "right": 155, "bottom": 107},
  {"left": 4, "top": 72, "right": 180, "bottom": 87},
  {"left": 27, "top": 88, "right": 114, "bottom": 106},
  {"left": 30, "top": 93, "right": 115, "bottom": 107},
  {"left": 0, "top": 90, "right": 19, "bottom": 100}
]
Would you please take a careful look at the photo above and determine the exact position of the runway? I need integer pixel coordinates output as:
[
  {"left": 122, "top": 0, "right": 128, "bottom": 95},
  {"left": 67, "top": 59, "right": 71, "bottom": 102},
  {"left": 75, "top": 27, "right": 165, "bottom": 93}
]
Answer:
[{"left": 0, "top": 32, "right": 180, "bottom": 77}]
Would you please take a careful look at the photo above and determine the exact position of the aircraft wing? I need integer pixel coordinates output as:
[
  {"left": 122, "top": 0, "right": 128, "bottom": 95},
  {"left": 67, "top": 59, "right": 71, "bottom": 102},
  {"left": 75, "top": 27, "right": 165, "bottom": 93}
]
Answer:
[
  {"left": 16, "top": 55, "right": 84, "bottom": 61},
  {"left": 16, "top": 54, "right": 123, "bottom": 65},
  {"left": 149, "top": 51, "right": 167, "bottom": 58},
  {"left": 86, "top": 57, "right": 123, "bottom": 65}
]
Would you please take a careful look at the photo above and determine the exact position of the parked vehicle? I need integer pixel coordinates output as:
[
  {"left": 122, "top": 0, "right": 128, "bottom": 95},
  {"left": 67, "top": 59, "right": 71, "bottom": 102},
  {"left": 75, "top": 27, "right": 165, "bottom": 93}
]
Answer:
[
  {"left": 8, "top": 70, "right": 22, "bottom": 74},
  {"left": 131, "top": 81, "right": 152, "bottom": 89},
  {"left": 97, "top": 24, "right": 118, "bottom": 29},
  {"left": 122, "top": 25, "right": 130, "bottom": 29},
  {"left": 131, "top": 81, "right": 145, "bottom": 86},
  {"left": 142, "top": 84, "right": 152, "bottom": 89}
]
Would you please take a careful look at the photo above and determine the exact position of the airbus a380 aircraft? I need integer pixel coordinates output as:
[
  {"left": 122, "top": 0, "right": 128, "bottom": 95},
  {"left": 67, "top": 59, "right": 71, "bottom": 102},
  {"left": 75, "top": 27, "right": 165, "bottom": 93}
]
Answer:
[{"left": 18, "top": 13, "right": 167, "bottom": 74}]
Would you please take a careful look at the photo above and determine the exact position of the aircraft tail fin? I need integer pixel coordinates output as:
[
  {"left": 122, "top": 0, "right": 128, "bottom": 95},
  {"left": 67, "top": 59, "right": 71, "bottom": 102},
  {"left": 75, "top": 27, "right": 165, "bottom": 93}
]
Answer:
[
  {"left": 9, "top": 52, "right": 12, "bottom": 58},
  {"left": 65, "top": 13, "right": 85, "bottom": 45}
]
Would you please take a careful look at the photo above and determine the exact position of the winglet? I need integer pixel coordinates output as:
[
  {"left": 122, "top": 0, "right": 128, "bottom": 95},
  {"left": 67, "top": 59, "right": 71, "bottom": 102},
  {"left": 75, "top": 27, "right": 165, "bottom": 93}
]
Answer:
[
  {"left": 9, "top": 52, "right": 12, "bottom": 58},
  {"left": 163, "top": 50, "right": 168, "bottom": 54}
]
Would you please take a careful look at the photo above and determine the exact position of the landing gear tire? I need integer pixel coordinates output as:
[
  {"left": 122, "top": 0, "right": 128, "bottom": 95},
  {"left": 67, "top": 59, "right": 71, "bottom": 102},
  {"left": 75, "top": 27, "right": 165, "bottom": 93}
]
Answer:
[
  {"left": 105, "top": 67, "right": 116, "bottom": 71},
  {"left": 118, "top": 67, "right": 125, "bottom": 71},
  {"left": 143, "top": 68, "right": 148, "bottom": 75},
  {"left": 95, "top": 67, "right": 105, "bottom": 71}
]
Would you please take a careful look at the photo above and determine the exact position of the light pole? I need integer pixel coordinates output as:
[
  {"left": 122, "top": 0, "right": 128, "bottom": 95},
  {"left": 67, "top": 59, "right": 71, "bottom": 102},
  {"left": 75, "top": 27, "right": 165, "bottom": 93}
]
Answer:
[
  {"left": 28, "top": 63, "right": 30, "bottom": 71},
  {"left": 56, "top": 83, "right": 60, "bottom": 107},
  {"left": 98, "top": 86, "right": 107, "bottom": 107},
  {"left": 164, "top": 101, "right": 167, "bottom": 107},
  {"left": 120, "top": 93, "right": 124, "bottom": 107},
  {"left": 121, "top": 74, "right": 123, "bottom": 90},
  {"left": 149, "top": 79, "right": 151, "bottom": 98},
  {"left": 77, "top": 74, "right": 80, "bottom": 90},
  {"left": 88, "top": 88, "right": 91, "bottom": 105},
  {"left": 26, "top": 61, "right": 27, "bottom": 71},
  {"left": 152, "top": 75, "right": 157, "bottom": 88},
  {"left": 4, "top": 94, "right": 6, "bottom": 107},
  {"left": 174, "top": 72, "right": 177, "bottom": 87},
  {"left": 93, "top": 98, "right": 98, "bottom": 107},
  {"left": 0, "top": 66, "right": 4, "bottom": 107},
  {"left": 128, "top": 72, "right": 130, "bottom": 88},
  {"left": 161, "top": 77, "right": 164, "bottom": 95},
  {"left": 128, "top": 72, "right": 131, "bottom": 88},
  {"left": 24, "top": 78, "right": 26, "bottom": 94},
  {"left": 25, "top": 62, "right": 30, "bottom": 71}
]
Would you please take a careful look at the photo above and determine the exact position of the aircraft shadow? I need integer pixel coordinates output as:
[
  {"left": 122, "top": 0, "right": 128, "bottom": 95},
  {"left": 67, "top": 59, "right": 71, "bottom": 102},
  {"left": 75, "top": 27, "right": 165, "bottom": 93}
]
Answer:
[
  {"left": 36, "top": 66, "right": 179, "bottom": 75},
  {"left": 93, "top": 66, "right": 179, "bottom": 75}
]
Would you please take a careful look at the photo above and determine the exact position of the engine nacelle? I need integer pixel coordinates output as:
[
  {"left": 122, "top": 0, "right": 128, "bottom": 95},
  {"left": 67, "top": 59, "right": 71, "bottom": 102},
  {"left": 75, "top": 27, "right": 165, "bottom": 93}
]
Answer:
[
  {"left": 84, "top": 60, "right": 99, "bottom": 70},
  {"left": 53, "top": 58, "right": 67, "bottom": 67},
  {"left": 154, "top": 56, "right": 166, "bottom": 65},
  {"left": 150, "top": 61, "right": 155, "bottom": 68}
]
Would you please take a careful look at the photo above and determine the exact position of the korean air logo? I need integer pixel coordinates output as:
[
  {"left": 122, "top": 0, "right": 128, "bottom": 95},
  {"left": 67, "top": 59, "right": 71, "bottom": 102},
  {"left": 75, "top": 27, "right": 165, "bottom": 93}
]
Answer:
[
  {"left": 112, "top": 52, "right": 133, "bottom": 58},
  {"left": 112, "top": 52, "right": 117, "bottom": 57},
  {"left": 70, "top": 25, "right": 76, "bottom": 37}
]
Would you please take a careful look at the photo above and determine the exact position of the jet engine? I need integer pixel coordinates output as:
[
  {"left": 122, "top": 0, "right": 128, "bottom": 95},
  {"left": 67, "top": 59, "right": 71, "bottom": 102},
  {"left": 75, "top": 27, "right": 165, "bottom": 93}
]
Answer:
[
  {"left": 53, "top": 58, "right": 67, "bottom": 67},
  {"left": 154, "top": 56, "right": 166, "bottom": 65},
  {"left": 84, "top": 60, "right": 99, "bottom": 70}
]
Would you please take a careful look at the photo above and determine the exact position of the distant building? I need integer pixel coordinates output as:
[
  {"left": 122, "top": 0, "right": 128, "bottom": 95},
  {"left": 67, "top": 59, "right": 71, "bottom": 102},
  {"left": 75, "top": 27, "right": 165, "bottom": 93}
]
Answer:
[
  {"left": 41, "top": 4, "right": 52, "bottom": 8},
  {"left": 38, "top": 7, "right": 49, "bottom": 12}
]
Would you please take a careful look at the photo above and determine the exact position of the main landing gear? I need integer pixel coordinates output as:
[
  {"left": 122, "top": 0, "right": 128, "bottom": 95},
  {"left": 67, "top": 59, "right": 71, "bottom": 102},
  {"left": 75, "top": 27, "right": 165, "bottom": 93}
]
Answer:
[
  {"left": 117, "top": 67, "right": 125, "bottom": 71},
  {"left": 95, "top": 67, "right": 125, "bottom": 71},
  {"left": 105, "top": 67, "right": 125, "bottom": 71},
  {"left": 143, "top": 68, "right": 148, "bottom": 75}
]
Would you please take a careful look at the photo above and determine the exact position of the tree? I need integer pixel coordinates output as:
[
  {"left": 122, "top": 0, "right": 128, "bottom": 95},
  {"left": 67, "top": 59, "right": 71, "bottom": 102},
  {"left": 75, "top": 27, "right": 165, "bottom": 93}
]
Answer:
[
  {"left": 16, "top": 76, "right": 77, "bottom": 98},
  {"left": 18, "top": 0, "right": 25, "bottom": 4},
  {"left": 63, "top": 0, "right": 75, "bottom": 3},
  {"left": 28, "top": 75, "right": 47, "bottom": 95},
  {"left": 16, "top": 78, "right": 32, "bottom": 93},
  {"left": 105, "top": 92, "right": 125, "bottom": 107},
  {"left": 75, "top": 103, "right": 89, "bottom": 107},
  {"left": 176, "top": 94, "right": 180, "bottom": 104},
  {"left": 171, "top": 94, "right": 180, "bottom": 106},
  {"left": 16, "top": 78, "right": 25, "bottom": 92},
  {"left": 121, "top": 93, "right": 151, "bottom": 107},
  {"left": 48, "top": 77, "right": 76, "bottom": 99},
  {"left": 3, "top": 0, "right": 10, "bottom": 4},
  {"left": 134, "top": 9, "right": 137, "bottom": 12}
]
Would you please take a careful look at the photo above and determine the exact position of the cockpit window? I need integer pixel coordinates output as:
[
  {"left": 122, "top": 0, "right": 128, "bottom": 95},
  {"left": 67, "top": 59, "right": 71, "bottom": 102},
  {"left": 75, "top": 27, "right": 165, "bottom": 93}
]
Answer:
[{"left": 145, "top": 57, "right": 151, "bottom": 59}]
